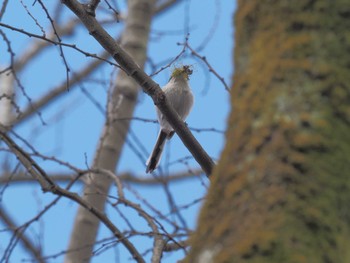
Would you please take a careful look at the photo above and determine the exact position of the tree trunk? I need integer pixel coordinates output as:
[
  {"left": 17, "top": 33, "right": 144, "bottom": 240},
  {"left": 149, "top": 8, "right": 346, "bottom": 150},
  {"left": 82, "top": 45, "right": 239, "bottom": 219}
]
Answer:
[
  {"left": 186, "top": 1, "right": 350, "bottom": 262},
  {"left": 64, "top": 1, "right": 156, "bottom": 262}
]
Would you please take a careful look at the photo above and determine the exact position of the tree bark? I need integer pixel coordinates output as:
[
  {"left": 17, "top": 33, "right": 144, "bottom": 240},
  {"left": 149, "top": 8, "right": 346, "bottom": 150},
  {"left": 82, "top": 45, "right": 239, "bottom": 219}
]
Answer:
[
  {"left": 186, "top": 1, "right": 350, "bottom": 262},
  {"left": 64, "top": 1, "right": 156, "bottom": 262},
  {"left": 0, "top": 72, "right": 14, "bottom": 125}
]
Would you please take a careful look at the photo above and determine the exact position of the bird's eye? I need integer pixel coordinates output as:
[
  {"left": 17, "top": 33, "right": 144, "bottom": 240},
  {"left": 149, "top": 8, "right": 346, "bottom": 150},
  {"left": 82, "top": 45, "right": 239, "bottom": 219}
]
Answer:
[{"left": 183, "top": 65, "right": 193, "bottom": 75}]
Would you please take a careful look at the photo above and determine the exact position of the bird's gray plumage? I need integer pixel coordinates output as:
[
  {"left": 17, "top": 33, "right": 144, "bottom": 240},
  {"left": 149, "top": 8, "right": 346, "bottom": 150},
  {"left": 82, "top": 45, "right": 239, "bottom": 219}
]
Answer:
[{"left": 146, "top": 66, "right": 194, "bottom": 173}]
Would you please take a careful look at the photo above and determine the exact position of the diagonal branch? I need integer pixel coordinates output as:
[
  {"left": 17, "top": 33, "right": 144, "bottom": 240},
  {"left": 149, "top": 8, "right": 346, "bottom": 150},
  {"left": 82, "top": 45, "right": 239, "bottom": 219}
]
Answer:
[
  {"left": 61, "top": 0, "right": 215, "bottom": 177},
  {"left": 11, "top": 50, "right": 109, "bottom": 126},
  {"left": 0, "top": 126, "right": 145, "bottom": 263},
  {"left": 1, "top": 0, "right": 184, "bottom": 128},
  {"left": 0, "top": 206, "right": 45, "bottom": 263}
]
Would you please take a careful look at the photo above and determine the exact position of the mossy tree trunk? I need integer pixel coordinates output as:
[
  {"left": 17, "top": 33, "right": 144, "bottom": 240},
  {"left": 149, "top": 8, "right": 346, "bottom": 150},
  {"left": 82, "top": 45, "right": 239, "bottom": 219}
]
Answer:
[{"left": 186, "top": 1, "right": 350, "bottom": 262}]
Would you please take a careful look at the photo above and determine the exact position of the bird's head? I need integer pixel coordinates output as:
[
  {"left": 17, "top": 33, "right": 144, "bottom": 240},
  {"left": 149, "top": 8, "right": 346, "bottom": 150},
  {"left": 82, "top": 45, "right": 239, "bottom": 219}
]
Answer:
[{"left": 170, "top": 65, "right": 193, "bottom": 80}]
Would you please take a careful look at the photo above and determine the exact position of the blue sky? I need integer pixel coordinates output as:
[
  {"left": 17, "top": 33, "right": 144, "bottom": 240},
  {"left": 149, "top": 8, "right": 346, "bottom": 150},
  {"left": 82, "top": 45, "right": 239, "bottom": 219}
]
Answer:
[{"left": 0, "top": 0, "right": 236, "bottom": 262}]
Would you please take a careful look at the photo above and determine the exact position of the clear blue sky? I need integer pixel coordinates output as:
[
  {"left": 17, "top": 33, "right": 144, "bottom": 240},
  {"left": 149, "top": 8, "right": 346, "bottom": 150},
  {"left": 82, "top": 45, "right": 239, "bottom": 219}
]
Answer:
[{"left": 0, "top": 0, "right": 236, "bottom": 262}]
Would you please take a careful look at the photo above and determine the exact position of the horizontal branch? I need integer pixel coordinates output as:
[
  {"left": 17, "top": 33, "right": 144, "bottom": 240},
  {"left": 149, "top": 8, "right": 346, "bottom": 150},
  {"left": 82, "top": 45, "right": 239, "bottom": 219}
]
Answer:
[
  {"left": 0, "top": 168, "right": 202, "bottom": 185},
  {"left": 0, "top": 22, "right": 118, "bottom": 67}
]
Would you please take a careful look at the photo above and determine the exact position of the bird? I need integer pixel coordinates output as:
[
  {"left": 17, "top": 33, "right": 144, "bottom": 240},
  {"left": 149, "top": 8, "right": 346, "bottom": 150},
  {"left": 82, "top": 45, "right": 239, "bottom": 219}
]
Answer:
[{"left": 146, "top": 65, "right": 194, "bottom": 173}]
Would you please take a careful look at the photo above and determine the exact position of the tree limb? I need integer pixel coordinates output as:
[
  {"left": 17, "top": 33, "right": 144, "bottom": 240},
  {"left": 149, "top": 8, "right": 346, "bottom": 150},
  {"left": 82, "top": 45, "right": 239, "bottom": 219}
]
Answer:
[
  {"left": 61, "top": 0, "right": 215, "bottom": 177},
  {"left": 0, "top": 126, "right": 146, "bottom": 263},
  {"left": 11, "top": 50, "right": 109, "bottom": 126},
  {"left": 0, "top": 206, "right": 46, "bottom": 263},
  {"left": 0, "top": 168, "right": 201, "bottom": 185}
]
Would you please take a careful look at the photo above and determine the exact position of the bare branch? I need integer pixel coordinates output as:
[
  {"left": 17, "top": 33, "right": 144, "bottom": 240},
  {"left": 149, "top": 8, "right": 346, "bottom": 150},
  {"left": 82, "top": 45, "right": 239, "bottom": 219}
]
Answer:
[
  {"left": 13, "top": 19, "right": 79, "bottom": 71},
  {"left": 62, "top": 0, "right": 215, "bottom": 177},
  {"left": 0, "top": 126, "right": 55, "bottom": 190},
  {"left": 85, "top": 0, "right": 101, "bottom": 17},
  {"left": 0, "top": 127, "right": 146, "bottom": 263},
  {"left": 0, "top": 0, "right": 9, "bottom": 20},
  {"left": 0, "top": 168, "right": 202, "bottom": 185},
  {"left": 36, "top": 0, "right": 71, "bottom": 90},
  {"left": 0, "top": 173, "right": 79, "bottom": 185},
  {"left": 0, "top": 22, "right": 118, "bottom": 68},
  {"left": 163, "top": 239, "right": 188, "bottom": 252},
  {"left": 103, "top": 0, "right": 120, "bottom": 21},
  {"left": 150, "top": 34, "right": 188, "bottom": 77},
  {"left": 99, "top": 169, "right": 165, "bottom": 263},
  {"left": 121, "top": 168, "right": 202, "bottom": 185},
  {"left": 0, "top": 207, "right": 45, "bottom": 263},
  {"left": 183, "top": 42, "right": 230, "bottom": 92},
  {"left": 11, "top": 50, "right": 110, "bottom": 126}
]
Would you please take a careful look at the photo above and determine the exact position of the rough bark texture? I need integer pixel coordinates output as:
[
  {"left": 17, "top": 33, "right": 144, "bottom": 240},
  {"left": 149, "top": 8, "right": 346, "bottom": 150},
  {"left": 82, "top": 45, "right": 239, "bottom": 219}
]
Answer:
[
  {"left": 64, "top": 1, "right": 155, "bottom": 262},
  {"left": 186, "top": 1, "right": 350, "bottom": 262}
]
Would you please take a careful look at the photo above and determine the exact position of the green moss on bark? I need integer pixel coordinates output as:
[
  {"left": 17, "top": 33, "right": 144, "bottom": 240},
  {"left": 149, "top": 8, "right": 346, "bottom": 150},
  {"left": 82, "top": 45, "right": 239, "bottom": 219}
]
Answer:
[{"left": 185, "top": 1, "right": 350, "bottom": 262}]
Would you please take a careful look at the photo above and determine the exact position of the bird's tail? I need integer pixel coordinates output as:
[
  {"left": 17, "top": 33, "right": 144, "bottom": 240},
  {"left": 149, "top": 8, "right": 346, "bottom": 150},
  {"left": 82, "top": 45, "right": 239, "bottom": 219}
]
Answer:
[{"left": 146, "top": 130, "right": 168, "bottom": 173}]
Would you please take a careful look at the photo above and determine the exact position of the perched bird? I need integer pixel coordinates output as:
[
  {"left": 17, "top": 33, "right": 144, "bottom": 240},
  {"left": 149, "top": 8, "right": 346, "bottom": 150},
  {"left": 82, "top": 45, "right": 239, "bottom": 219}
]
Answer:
[{"left": 146, "top": 65, "right": 194, "bottom": 173}]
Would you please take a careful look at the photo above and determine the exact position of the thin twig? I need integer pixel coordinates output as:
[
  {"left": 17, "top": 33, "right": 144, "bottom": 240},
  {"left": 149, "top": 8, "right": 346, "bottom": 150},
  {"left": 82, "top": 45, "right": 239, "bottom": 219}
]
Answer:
[
  {"left": 62, "top": 0, "right": 215, "bottom": 177},
  {"left": 0, "top": 22, "right": 119, "bottom": 68},
  {"left": 0, "top": 207, "right": 46, "bottom": 263},
  {"left": 36, "top": 0, "right": 71, "bottom": 90},
  {"left": 0, "top": 127, "right": 146, "bottom": 263},
  {"left": 184, "top": 42, "right": 230, "bottom": 92},
  {"left": 98, "top": 169, "right": 165, "bottom": 263},
  {"left": 11, "top": 50, "right": 110, "bottom": 126}
]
